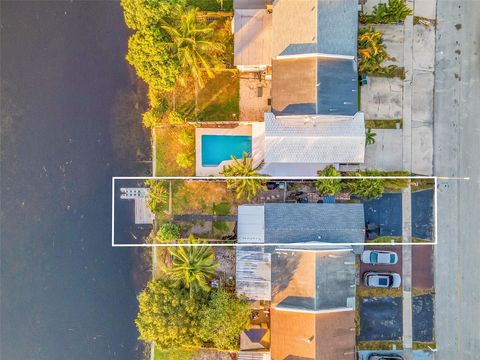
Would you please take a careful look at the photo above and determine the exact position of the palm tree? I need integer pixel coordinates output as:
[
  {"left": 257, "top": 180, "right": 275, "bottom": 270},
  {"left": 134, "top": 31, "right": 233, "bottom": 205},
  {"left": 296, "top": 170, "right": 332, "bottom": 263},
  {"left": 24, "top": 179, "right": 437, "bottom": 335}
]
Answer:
[
  {"left": 366, "top": 128, "right": 377, "bottom": 145},
  {"left": 167, "top": 245, "right": 218, "bottom": 297},
  {"left": 220, "top": 152, "right": 267, "bottom": 201},
  {"left": 145, "top": 180, "right": 168, "bottom": 213},
  {"left": 162, "top": 7, "right": 225, "bottom": 115}
]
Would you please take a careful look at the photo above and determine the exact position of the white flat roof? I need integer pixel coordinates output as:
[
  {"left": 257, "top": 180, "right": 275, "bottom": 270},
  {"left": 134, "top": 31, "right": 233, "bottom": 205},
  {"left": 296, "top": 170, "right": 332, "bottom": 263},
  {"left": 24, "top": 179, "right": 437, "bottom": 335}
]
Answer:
[
  {"left": 234, "top": 9, "right": 272, "bottom": 67},
  {"left": 237, "top": 205, "right": 265, "bottom": 243}
]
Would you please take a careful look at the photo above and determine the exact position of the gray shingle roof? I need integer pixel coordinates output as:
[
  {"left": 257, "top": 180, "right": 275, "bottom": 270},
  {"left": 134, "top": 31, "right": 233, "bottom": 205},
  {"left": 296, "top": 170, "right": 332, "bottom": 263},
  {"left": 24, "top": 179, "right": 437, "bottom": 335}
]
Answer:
[
  {"left": 272, "top": 0, "right": 358, "bottom": 58},
  {"left": 271, "top": 53, "right": 358, "bottom": 117},
  {"left": 264, "top": 203, "right": 366, "bottom": 244}
]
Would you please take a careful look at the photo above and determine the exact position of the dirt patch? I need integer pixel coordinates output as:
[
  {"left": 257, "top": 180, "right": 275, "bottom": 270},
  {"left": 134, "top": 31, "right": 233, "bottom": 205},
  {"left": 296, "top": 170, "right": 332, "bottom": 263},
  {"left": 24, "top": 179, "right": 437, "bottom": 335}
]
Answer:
[{"left": 214, "top": 247, "right": 236, "bottom": 278}]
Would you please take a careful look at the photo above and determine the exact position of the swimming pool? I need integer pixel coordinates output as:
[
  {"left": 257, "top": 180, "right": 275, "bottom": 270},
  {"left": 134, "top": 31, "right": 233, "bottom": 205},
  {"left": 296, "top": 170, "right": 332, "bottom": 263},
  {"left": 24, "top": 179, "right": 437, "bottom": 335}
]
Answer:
[{"left": 201, "top": 135, "right": 252, "bottom": 167}]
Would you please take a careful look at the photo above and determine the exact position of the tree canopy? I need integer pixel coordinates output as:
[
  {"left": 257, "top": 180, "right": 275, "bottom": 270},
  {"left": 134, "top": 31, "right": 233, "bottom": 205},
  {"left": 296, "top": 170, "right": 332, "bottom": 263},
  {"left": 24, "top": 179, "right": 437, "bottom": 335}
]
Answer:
[
  {"left": 220, "top": 152, "right": 266, "bottom": 201},
  {"left": 315, "top": 165, "right": 342, "bottom": 196},
  {"left": 198, "top": 290, "right": 251, "bottom": 350},
  {"left": 136, "top": 278, "right": 206, "bottom": 349},
  {"left": 145, "top": 179, "right": 168, "bottom": 213},
  {"left": 136, "top": 281, "right": 250, "bottom": 351},
  {"left": 166, "top": 246, "right": 218, "bottom": 297}
]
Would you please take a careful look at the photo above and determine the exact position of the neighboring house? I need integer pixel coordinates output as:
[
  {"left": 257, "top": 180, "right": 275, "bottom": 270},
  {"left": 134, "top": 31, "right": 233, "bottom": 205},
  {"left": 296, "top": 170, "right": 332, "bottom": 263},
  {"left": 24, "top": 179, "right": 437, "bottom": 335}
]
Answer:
[
  {"left": 236, "top": 203, "right": 364, "bottom": 360},
  {"left": 231, "top": 0, "right": 365, "bottom": 176}
]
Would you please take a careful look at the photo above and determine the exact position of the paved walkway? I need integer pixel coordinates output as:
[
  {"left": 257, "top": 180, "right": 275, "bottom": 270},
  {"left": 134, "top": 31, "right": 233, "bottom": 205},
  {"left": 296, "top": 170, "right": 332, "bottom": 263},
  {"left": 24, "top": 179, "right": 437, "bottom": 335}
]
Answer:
[
  {"left": 402, "top": 186, "right": 413, "bottom": 359},
  {"left": 173, "top": 215, "right": 237, "bottom": 222}
]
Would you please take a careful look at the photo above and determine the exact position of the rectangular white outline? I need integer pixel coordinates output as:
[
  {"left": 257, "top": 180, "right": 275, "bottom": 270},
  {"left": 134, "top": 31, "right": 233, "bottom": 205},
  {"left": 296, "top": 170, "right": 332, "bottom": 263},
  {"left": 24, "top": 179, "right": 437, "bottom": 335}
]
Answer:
[{"left": 112, "top": 176, "right": 438, "bottom": 247}]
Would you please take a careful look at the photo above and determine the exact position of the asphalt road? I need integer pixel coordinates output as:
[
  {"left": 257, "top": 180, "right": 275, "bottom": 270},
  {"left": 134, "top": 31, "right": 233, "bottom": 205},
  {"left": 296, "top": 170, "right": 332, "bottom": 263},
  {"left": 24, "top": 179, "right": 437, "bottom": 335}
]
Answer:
[{"left": 434, "top": 0, "right": 480, "bottom": 359}]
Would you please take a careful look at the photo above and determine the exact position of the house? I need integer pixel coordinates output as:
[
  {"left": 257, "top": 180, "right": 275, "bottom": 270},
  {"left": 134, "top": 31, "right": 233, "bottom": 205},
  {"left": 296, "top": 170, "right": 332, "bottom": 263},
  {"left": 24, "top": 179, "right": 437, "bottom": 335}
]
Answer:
[
  {"left": 230, "top": 0, "right": 365, "bottom": 176},
  {"left": 236, "top": 203, "right": 364, "bottom": 359}
]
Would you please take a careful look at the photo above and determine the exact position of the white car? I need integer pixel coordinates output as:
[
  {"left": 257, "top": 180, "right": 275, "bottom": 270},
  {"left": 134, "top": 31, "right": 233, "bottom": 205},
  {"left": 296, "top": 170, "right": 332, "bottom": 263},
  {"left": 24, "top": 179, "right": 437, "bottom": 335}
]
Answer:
[
  {"left": 361, "top": 250, "right": 398, "bottom": 265},
  {"left": 363, "top": 272, "right": 402, "bottom": 288}
]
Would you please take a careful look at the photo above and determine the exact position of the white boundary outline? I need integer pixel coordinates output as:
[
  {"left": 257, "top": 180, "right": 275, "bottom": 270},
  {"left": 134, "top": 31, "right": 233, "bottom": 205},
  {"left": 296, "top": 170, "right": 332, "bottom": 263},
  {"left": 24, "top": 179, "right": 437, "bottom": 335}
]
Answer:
[{"left": 112, "top": 176, "right": 439, "bottom": 247}]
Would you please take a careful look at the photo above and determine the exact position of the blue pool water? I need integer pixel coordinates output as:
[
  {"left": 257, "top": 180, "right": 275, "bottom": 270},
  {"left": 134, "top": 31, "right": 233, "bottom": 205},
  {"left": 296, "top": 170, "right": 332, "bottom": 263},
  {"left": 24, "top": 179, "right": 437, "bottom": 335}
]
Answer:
[{"left": 202, "top": 135, "right": 252, "bottom": 166}]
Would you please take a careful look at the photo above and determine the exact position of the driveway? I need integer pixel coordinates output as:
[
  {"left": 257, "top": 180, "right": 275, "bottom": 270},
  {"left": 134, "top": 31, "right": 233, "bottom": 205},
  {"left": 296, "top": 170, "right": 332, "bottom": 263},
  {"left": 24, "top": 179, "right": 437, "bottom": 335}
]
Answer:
[
  {"left": 360, "top": 76, "right": 403, "bottom": 120},
  {"left": 358, "top": 296, "right": 403, "bottom": 341},
  {"left": 362, "top": 193, "right": 402, "bottom": 237},
  {"left": 413, "top": 294, "right": 435, "bottom": 342},
  {"left": 364, "top": 129, "right": 403, "bottom": 171},
  {"left": 412, "top": 245, "right": 434, "bottom": 290},
  {"left": 411, "top": 189, "right": 434, "bottom": 240},
  {"left": 358, "top": 351, "right": 434, "bottom": 360}
]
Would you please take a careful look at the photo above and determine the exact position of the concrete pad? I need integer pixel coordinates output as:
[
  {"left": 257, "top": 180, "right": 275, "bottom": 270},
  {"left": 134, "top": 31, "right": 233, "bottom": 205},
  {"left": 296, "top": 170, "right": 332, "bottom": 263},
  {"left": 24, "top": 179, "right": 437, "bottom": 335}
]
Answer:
[
  {"left": 361, "top": 77, "right": 403, "bottom": 120},
  {"left": 239, "top": 74, "right": 271, "bottom": 121},
  {"left": 411, "top": 123, "right": 433, "bottom": 175},
  {"left": 412, "top": 71, "right": 434, "bottom": 123},
  {"left": 362, "top": 0, "right": 386, "bottom": 14},
  {"left": 413, "top": 24, "right": 435, "bottom": 72},
  {"left": 365, "top": 129, "right": 403, "bottom": 171},
  {"left": 376, "top": 24, "right": 405, "bottom": 68},
  {"left": 414, "top": 0, "right": 437, "bottom": 19}
]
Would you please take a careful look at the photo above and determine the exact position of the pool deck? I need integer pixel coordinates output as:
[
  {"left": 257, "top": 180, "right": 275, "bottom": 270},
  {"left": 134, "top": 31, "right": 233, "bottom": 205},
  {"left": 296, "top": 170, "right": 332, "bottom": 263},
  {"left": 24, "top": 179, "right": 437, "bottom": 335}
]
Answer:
[{"left": 195, "top": 123, "right": 265, "bottom": 176}]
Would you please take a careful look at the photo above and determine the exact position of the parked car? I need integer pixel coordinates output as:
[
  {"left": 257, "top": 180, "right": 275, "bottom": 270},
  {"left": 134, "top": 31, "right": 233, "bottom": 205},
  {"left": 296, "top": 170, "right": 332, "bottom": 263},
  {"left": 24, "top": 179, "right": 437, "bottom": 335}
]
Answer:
[
  {"left": 363, "top": 272, "right": 401, "bottom": 288},
  {"left": 361, "top": 250, "right": 398, "bottom": 265},
  {"left": 368, "top": 354, "right": 404, "bottom": 360}
]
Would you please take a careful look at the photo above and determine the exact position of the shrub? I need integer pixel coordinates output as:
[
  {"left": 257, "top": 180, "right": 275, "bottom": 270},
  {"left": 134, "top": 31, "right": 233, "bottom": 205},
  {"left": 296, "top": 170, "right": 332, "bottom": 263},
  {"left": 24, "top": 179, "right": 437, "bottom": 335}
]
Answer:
[
  {"left": 358, "top": 26, "right": 389, "bottom": 73},
  {"left": 343, "top": 171, "right": 385, "bottom": 200},
  {"left": 167, "top": 111, "right": 186, "bottom": 125},
  {"left": 157, "top": 223, "right": 181, "bottom": 243},
  {"left": 142, "top": 104, "right": 168, "bottom": 128},
  {"left": 315, "top": 166, "right": 342, "bottom": 196},
  {"left": 364, "top": 0, "right": 412, "bottom": 24},
  {"left": 178, "top": 129, "right": 194, "bottom": 146},
  {"left": 176, "top": 152, "right": 194, "bottom": 168}
]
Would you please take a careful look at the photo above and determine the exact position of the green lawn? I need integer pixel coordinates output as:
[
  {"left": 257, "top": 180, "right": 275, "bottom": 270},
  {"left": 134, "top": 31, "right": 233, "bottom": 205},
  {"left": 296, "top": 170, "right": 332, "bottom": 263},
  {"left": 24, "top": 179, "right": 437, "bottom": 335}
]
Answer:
[
  {"left": 154, "top": 348, "right": 197, "bottom": 360},
  {"left": 187, "top": 0, "right": 233, "bottom": 11},
  {"left": 177, "top": 71, "right": 240, "bottom": 122},
  {"left": 365, "top": 119, "right": 403, "bottom": 129},
  {"left": 154, "top": 126, "right": 195, "bottom": 177}
]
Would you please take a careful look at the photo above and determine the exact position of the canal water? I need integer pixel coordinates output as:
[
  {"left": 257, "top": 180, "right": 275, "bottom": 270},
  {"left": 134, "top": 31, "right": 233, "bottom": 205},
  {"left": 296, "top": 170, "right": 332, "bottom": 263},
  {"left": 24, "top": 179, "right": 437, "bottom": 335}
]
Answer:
[{"left": 1, "top": 1, "right": 151, "bottom": 359}]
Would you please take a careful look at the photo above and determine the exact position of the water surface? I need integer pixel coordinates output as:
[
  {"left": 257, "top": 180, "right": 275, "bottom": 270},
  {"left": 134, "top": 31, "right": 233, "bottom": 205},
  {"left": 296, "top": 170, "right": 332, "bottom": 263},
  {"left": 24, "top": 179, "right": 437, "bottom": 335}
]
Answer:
[{"left": 1, "top": 1, "right": 150, "bottom": 359}]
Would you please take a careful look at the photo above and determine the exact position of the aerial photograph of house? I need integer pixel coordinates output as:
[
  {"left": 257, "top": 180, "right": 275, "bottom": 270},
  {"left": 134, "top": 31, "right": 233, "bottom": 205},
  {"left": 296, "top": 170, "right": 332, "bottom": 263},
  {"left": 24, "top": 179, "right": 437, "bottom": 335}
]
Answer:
[{"left": 2, "top": 0, "right": 478, "bottom": 360}]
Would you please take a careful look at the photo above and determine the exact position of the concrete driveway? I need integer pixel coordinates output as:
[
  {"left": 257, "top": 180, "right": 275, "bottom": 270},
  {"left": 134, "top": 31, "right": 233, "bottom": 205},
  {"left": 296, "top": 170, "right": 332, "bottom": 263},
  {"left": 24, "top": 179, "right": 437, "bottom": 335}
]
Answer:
[
  {"left": 364, "top": 129, "right": 403, "bottom": 171},
  {"left": 358, "top": 296, "right": 403, "bottom": 341},
  {"left": 360, "top": 76, "right": 403, "bottom": 120}
]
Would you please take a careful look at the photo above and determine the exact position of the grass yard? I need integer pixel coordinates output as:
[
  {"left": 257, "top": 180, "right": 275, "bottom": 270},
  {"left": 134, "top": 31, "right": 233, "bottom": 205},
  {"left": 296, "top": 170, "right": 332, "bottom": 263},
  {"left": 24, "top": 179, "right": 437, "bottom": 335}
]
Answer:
[
  {"left": 177, "top": 71, "right": 240, "bottom": 122},
  {"left": 172, "top": 181, "right": 237, "bottom": 215},
  {"left": 187, "top": 0, "right": 233, "bottom": 11},
  {"left": 357, "top": 341, "right": 404, "bottom": 351},
  {"left": 365, "top": 119, "right": 403, "bottom": 129},
  {"left": 154, "top": 348, "right": 197, "bottom": 360},
  {"left": 154, "top": 126, "right": 195, "bottom": 176}
]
